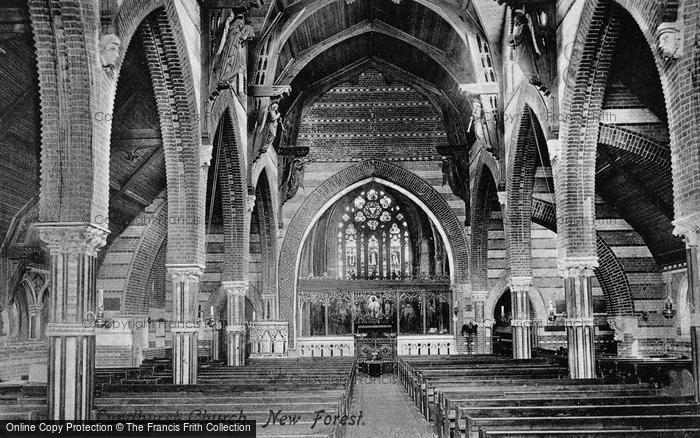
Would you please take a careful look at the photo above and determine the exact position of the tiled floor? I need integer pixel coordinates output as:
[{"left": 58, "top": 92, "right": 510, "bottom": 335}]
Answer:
[{"left": 345, "top": 374, "right": 434, "bottom": 438}]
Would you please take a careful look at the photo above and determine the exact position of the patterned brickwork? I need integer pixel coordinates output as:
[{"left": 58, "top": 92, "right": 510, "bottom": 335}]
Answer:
[
  {"left": 609, "top": 0, "right": 700, "bottom": 221},
  {"left": 505, "top": 106, "right": 538, "bottom": 277},
  {"left": 28, "top": 0, "right": 111, "bottom": 223},
  {"left": 297, "top": 69, "right": 447, "bottom": 162},
  {"left": 555, "top": 0, "right": 622, "bottom": 259},
  {"left": 213, "top": 109, "right": 248, "bottom": 282},
  {"left": 470, "top": 165, "right": 498, "bottom": 291},
  {"left": 138, "top": 9, "right": 203, "bottom": 265},
  {"left": 97, "top": 195, "right": 167, "bottom": 315},
  {"left": 598, "top": 124, "right": 671, "bottom": 168}
]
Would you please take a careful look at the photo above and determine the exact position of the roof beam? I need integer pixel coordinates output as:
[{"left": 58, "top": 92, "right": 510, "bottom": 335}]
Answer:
[
  {"left": 277, "top": 0, "right": 473, "bottom": 59},
  {"left": 597, "top": 149, "right": 674, "bottom": 220},
  {"left": 276, "top": 19, "right": 470, "bottom": 84},
  {"left": 0, "top": 83, "right": 37, "bottom": 142}
]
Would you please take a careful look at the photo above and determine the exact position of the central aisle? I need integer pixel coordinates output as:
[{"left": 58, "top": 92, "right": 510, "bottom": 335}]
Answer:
[{"left": 345, "top": 375, "right": 434, "bottom": 438}]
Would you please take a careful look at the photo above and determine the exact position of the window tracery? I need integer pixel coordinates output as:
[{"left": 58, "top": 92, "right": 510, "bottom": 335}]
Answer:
[{"left": 336, "top": 185, "right": 412, "bottom": 279}]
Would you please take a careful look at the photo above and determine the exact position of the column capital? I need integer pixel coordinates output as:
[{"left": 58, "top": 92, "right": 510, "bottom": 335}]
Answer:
[
  {"left": 511, "top": 319, "right": 532, "bottom": 327},
  {"left": 673, "top": 212, "right": 700, "bottom": 247},
  {"left": 557, "top": 257, "right": 598, "bottom": 278},
  {"left": 221, "top": 280, "right": 248, "bottom": 296},
  {"left": 565, "top": 317, "right": 595, "bottom": 328},
  {"left": 458, "top": 82, "right": 500, "bottom": 96},
  {"left": 509, "top": 276, "right": 532, "bottom": 292},
  {"left": 226, "top": 324, "right": 246, "bottom": 333},
  {"left": 28, "top": 304, "right": 44, "bottom": 316},
  {"left": 166, "top": 264, "right": 205, "bottom": 282},
  {"left": 36, "top": 222, "right": 109, "bottom": 256},
  {"left": 479, "top": 319, "right": 495, "bottom": 327}
]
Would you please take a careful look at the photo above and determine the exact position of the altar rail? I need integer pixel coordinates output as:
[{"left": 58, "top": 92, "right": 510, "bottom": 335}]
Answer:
[
  {"left": 297, "top": 336, "right": 355, "bottom": 358},
  {"left": 397, "top": 335, "right": 456, "bottom": 356}
]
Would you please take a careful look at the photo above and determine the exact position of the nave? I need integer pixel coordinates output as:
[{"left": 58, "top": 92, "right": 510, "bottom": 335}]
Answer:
[
  {"left": 0, "top": 0, "right": 699, "bottom": 434},
  {"left": 1, "top": 352, "right": 698, "bottom": 437}
]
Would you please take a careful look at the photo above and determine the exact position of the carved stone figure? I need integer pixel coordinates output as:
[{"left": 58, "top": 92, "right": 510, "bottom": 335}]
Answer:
[
  {"left": 507, "top": 10, "right": 548, "bottom": 94},
  {"left": 467, "top": 100, "right": 491, "bottom": 150},
  {"left": 280, "top": 157, "right": 307, "bottom": 202},
  {"left": 657, "top": 21, "right": 683, "bottom": 60},
  {"left": 99, "top": 34, "right": 121, "bottom": 75},
  {"left": 442, "top": 156, "right": 469, "bottom": 206},
  {"left": 261, "top": 102, "right": 282, "bottom": 153},
  {"left": 210, "top": 12, "right": 255, "bottom": 97}
]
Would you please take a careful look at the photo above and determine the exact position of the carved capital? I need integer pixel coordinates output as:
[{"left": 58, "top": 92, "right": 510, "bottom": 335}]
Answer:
[
  {"left": 37, "top": 223, "right": 109, "bottom": 256},
  {"left": 673, "top": 212, "right": 700, "bottom": 247},
  {"left": 458, "top": 83, "right": 500, "bottom": 96},
  {"left": 222, "top": 280, "right": 248, "bottom": 296},
  {"left": 657, "top": 21, "right": 683, "bottom": 60},
  {"left": 28, "top": 304, "right": 44, "bottom": 316},
  {"left": 480, "top": 319, "right": 495, "bottom": 328},
  {"left": 509, "top": 276, "right": 533, "bottom": 292},
  {"left": 511, "top": 319, "right": 532, "bottom": 327},
  {"left": 167, "top": 265, "right": 205, "bottom": 283},
  {"left": 564, "top": 317, "right": 595, "bottom": 328},
  {"left": 226, "top": 324, "right": 246, "bottom": 333},
  {"left": 557, "top": 256, "right": 598, "bottom": 278}
]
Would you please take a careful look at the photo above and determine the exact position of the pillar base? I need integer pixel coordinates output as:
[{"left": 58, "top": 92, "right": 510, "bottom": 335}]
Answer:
[
  {"left": 566, "top": 318, "right": 596, "bottom": 378},
  {"left": 227, "top": 326, "right": 246, "bottom": 366},
  {"left": 171, "top": 327, "right": 199, "bottom": 384},
  {"left": 45, "top": 324, "right": 96, "bottom": 420},
  {"left": 511, "top": 319, "right": 532, "bottom": 359}
]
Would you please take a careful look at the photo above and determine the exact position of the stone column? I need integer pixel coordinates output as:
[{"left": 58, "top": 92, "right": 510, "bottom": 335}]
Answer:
[
  {"left": 510, "top": 276, "right": 533, "bottom": 359},
  {"left": 559, "top": 257, "right": 598, "bottom": 379},
  {"left": 222, "top": 281, "right": 248, "bottom": 366},
  {"left": 167, "top": 265, "right": 204, "bottom": 385},
  {"left": 673, "top": 214, "right": 700, "bottom": 401},
  {"left": 28, "top": 303, "right": 44, "bottom": 340},
  {"left": 37, "top": 223, "right": 108, "bottom": 420},
  {"left": 211, "top": 324, "right": 221, "bottom": 361},
  {"left": 472, "top": 290, "right": 492, "bottom": 354}
]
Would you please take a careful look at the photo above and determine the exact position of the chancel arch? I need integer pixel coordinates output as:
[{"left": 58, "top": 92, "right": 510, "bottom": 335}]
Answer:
[{"left": 278, "top": 160, "right": 469, "bottom": 346}]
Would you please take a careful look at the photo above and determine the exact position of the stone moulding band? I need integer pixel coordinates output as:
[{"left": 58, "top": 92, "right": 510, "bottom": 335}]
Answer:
[
  {"left": 565, "top": 317, "right": 595, "bottom": 327},
  {"left": 45, "top": 323, "right": 95, "bottom": 337},
  {"left": 170, "top": 327, "right": 200, "bottom": 333}
]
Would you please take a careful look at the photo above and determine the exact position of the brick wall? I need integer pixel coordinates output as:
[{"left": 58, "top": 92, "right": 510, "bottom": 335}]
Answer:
[
  {"left": 0, "top": 340, "right": 47, "bottom": 382},
  {"left": 297, "top": 68, "right": 447, "bottom": 162}
]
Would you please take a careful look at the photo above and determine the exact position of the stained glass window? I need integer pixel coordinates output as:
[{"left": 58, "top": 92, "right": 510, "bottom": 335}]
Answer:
[{"left": 337, "top": 184, "right": 412, "bottom": 279}]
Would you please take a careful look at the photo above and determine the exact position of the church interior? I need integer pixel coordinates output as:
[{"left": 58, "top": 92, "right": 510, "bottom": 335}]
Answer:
[{"left": 0, "top": 0, "right": 699, "bottom": 435}]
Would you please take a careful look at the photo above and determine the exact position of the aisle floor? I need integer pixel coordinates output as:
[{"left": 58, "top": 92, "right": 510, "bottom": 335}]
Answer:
[{"left": 345, "top": 374, "right": 434, "bottom": 438}]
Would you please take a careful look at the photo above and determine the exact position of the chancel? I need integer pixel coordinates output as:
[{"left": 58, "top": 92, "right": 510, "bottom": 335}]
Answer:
[{"left": 0, "top": 0, "right": 699, "bottom": 436}]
